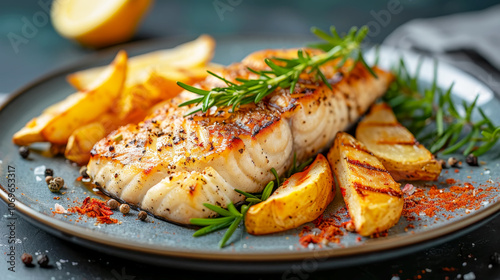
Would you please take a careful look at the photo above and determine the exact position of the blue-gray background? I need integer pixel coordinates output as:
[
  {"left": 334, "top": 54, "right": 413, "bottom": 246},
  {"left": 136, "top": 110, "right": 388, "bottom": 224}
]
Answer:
[
  {"left": 0, "top": 0, "right": 499, "bottom": 93},
  {"left": 1, "top": 1, "right": 500, "bottom": 279}
]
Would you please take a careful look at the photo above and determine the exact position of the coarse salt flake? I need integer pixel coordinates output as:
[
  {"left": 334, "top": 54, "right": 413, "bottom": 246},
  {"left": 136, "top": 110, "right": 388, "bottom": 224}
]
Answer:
[
  {"left": 54, "top": 203, "right": 67, "bottom": 214},
  {"left": 463, "top": 272, "right": 475, "bottom": 280},
  {"left": 34, "top": 165, "right": 45, "bottom": 175}
]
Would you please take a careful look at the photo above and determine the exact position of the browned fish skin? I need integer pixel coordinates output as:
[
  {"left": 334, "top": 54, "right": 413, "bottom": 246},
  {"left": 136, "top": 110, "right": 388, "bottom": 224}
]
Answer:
[{"left": 87, "top": 49, "right": 394, "bottom": 224}]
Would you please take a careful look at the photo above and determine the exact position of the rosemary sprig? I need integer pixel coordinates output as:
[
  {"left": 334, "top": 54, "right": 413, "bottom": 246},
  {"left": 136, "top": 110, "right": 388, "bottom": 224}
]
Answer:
[
  {"left": 384, "top": 58, "right": 500, "bottom": 156},
  {"left": 190, "top": 155, "right": 313, "bottom": 248},
  {"left": 177, "top": 26, "right": 375, "bottom": 115}
]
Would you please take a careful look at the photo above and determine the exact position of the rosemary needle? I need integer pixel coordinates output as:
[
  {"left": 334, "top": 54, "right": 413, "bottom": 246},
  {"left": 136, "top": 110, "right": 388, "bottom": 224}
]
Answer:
[
  {"left": 383, "top": 57, "right": 500, "bottom": 156},
  {"left": 178, "top": 25, "right": 376, "bottom": 115}
]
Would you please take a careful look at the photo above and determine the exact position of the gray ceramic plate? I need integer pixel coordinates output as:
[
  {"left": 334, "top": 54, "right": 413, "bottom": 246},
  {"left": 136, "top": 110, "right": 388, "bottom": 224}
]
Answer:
[{"left": 1, "top": 37, "right": 500, "bottom": 272}]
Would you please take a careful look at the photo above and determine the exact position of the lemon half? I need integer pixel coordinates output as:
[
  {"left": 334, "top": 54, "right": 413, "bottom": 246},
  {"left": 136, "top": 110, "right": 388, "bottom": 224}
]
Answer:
[{"left": 51, "top": 0, "right": 152, "bottom": 48}]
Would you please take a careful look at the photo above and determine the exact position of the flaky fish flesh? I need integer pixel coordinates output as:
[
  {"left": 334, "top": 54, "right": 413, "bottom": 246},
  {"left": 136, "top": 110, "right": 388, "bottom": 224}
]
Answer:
[{"left": 87, "top": 49, "right": 394, "bottom": 224}]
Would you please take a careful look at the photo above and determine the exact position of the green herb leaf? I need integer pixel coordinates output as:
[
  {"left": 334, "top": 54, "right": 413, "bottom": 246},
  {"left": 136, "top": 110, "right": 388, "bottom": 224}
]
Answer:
[{"left": 179, "top": 26, "right": 374, "bottom": 114}]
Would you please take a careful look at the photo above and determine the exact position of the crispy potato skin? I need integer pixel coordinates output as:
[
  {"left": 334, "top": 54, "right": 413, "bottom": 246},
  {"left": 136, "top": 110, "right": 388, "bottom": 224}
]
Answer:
[
  {"left": 245, "top": 154, "right": 334, "bottom": 235},
  {"left": 328, "top": 132, "right": 403, "bottom": 236},
  {"left": 356, "top": 103, "right": 442, "bottom": 181}
]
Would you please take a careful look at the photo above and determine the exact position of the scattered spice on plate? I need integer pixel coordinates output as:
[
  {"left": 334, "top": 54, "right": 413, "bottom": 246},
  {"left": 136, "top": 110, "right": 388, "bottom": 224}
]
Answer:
[
  {"left": 403, "top": 183, "right": 490, "bottom": 221},
  {"left": 299, "top": 215, "right": 344, "bottom": 247},
  {"left": 445, "top": 178, "right": 456, "bottom": 185},
  {"left": 67, "top": 197, "right": 118, "bottom": 224}
]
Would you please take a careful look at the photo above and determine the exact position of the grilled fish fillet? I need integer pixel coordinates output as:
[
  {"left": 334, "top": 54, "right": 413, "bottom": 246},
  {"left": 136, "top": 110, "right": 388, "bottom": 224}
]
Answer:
[{"left": 87, "top": 49, "right": 394, "bottom": 224}]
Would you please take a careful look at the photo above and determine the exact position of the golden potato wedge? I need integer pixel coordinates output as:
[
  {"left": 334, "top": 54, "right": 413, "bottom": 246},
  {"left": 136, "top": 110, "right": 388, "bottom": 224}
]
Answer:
[
  {"left": 245, "top": 154, "right": 335, "bottom": 235},
  {"left": 356, "top": 103, "right": 442, "bottom": 181},
  {"left": 65, "top": 122, "right": 107, "bottom": 165},
  {"left": 13, "top": 51, "right": 127, "bottom": 145},
  {"left": 327, "top": 132, "right": 403, "bottom": 236},
  {"left": 67, "top": 35, "right": 215, "bottom": 90},
  {"left": 116, "top": 66, "right": 209, "bottom": 120},
  {"left": 64, "top": 110, "right": 134, "bottom": 165}
]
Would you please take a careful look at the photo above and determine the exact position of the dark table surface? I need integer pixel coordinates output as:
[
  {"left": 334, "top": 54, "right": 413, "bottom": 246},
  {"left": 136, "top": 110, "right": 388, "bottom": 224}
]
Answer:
[{"left": 1, "top": 1, "right": 500, "bottom": 279}]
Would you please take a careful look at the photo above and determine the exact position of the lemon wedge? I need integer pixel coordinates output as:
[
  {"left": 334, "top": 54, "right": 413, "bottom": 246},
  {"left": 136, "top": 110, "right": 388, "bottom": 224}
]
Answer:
[{"left": 51, "top": 0, "right": 152, "bottom": 48}]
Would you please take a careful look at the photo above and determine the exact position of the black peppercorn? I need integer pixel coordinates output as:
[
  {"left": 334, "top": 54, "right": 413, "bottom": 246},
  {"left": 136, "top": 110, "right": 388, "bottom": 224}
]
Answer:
[
  {"left": 465, "top": 154, "right": 479, "bottom": 166},
  {"left": 48, "top": 177, "right": 64, "bottom": 193},
  {"left": 21, "top": 253, "right": 33, "bottom": 266},
  {"left": 437, "top": 159, "right": 447, "bottom": 169},
  {"left": 48, "top": 180, "right": 61, "bottom": 193},
  {"left": 19, "top": 146, "right": 30, "bottom": 159},
  {"left": 53, "top": 177, "right": 64, "bottom": 187},
  {"left": 119, "top": 204, "right": 130, "bottom": 214},
  {"left": 138, "top": 211, "right": 147, "bottom": 221},
  {"left": 37, "top": 254, "right": 49, "bottom": 267},
  {"left": 107, "top": 199, "right": 119, "bottom": 210},
  {"left": 44, "top": 168, "right": 54, "bottom": 177}
]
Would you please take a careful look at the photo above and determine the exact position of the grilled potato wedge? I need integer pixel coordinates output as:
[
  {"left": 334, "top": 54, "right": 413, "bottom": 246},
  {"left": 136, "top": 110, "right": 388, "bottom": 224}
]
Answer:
[
  {"left": 65, "top": 122, "right": 107, "bottom": 165},
  {"left": 116, "top": 66, "right": 214, "bottom": 120},
  {"left": 13, "top": 51, "right": 127, "bottom": 145},
  {"left": 67, "top": 35, "right": 215, "bottom": 91},
  {"left": 245, "top": 154, "right": 335, "bottom": 235},
  {"left": 356, "top": 103, "right": 442, "bottom": 181},
  {"left": 327, "top": 132, "right": 403, "bottom": 236}
]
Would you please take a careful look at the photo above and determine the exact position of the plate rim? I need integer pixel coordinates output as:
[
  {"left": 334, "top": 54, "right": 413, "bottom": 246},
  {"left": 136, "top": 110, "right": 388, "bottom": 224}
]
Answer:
[{"left": 1, "top": 37, "right": 499, "bottom": 262}]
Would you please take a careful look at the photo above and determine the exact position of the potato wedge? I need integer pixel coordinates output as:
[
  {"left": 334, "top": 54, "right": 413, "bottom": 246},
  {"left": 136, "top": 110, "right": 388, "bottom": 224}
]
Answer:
[
  {"left": 63, "top": 111, "right": 132, "bottom": 165},
  {"left": 13, "top": 51, "right": 127, "bottom": 145},
  {"left": 67, "top": 35, "right": 215, "bottom": 91},
  {"left": 356, "top": 103, "right": 442, "bottom": 181},
  {"left": 116, "top": 66, "right": 211, "bottom": 120},
  {"left": 245, "top": 154, "right": 334, "bottom": 235},
  {"left": 327, "top": 132, "right": 403, "bottom": 236},
  {"left": 65, "top": 122, "right": 107, "bottom": 165}
]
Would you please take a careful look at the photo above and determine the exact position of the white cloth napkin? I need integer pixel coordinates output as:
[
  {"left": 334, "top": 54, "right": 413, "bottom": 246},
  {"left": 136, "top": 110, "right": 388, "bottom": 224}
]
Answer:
[{"left": 384, "top": 5, "right": 500, "bottom": 95}]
